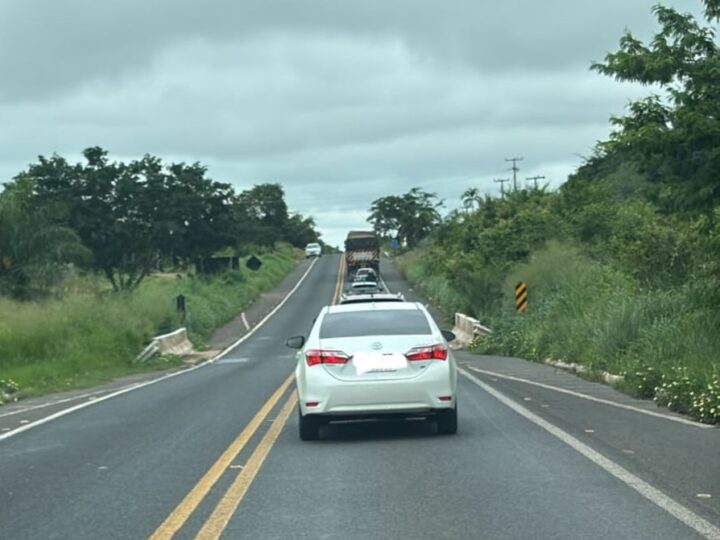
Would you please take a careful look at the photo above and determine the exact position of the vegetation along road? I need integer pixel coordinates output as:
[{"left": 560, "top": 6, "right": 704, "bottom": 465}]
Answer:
[
  {"left": 0, "top": 256, "right": 718, "bottom": 539},
  {"left": 2, "top": 2, "right": 720, "bottom": 539}
]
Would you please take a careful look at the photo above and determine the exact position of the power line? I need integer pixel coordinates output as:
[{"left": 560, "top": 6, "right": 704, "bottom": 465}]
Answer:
[
  {"left": 526, "top": 175, "right": 546, "bottom": 189},
  {"left": 505, "top": 157, "right": 523, "bottom": 192},
  {"left": 494, "top": 178, "right": 511, "bottom": 197}
]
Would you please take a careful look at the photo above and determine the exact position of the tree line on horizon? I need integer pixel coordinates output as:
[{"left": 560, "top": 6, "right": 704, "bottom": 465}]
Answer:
[{"left": 0, "top": 147, "right": 321, "bottom": 298}]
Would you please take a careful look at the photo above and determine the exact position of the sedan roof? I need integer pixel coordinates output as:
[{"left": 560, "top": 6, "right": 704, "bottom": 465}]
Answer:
[
  {"left": 328, "top": 301, "right": 421, "bottom": 314},
  {"left": 351, "top": 280, "right": 378, "bottom": 288},
  {"left": 338, "top": 293, "right": 404, "bottom": 305}
]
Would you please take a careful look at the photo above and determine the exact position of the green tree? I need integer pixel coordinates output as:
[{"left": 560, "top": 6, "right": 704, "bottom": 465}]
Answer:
[
  {"left": 461, "top": 187, "right": 481, "bottom": 213},
  {"left": 592, "top": 0, "right": 720, "bottom": 213},
  {"left": 284, "top": 213, "right": 320, "bottom": 248},
  {"left": 236, "top": 183, "right": 290, "bottom": 247},
  {"left": 368, "top": 188, "right": 443, "bottom": 248},
  {"left": 21, "top": 148, "right": 237, "bottom": 290},
  {"left": 0, "top": 175, "right": 89, "bottom": 298}
]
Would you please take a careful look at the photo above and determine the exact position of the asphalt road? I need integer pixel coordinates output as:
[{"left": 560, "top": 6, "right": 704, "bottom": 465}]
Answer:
[{"left": 1, "top": 254, "right": 718, "bottom": 539}]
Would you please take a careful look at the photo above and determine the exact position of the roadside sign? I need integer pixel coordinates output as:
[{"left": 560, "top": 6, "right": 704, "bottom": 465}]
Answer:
[
  {"left": 390, "top": 238, "right": 399, "bottom": 250},
  {"left": 515, "top": 281, "right": 528, "bottom": 313},
  {"left": 246, "top": 255, "right": 262, "bottom": 271}
]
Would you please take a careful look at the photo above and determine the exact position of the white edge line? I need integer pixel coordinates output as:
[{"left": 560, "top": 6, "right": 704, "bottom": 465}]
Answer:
[
  {"left": 0, "top": 386, "right": 137, "bottom": 419},
  {"left": 464, "top": 365, "right": 711, "bottom": 429},
  {"left": 241, "top": 312, "right": 250, "bottom": 331},
  {"left": 0, "top": 258, "right": 319, "bottom": 443},
  {"left": 213, "top": 257, "right": 318, "bottom": 361},
  {"left": 459, "top": 367, "right": 720, "bottom": 540}
]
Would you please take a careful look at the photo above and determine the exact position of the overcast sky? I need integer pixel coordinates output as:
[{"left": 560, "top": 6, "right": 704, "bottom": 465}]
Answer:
[{"left": 0, "top": 0, "right": 703, "bottom": 246}]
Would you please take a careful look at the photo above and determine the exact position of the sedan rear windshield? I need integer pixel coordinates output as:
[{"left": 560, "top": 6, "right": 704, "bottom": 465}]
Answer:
[{"left": 320, "top": 310, "right": 432, "bottom": 338}]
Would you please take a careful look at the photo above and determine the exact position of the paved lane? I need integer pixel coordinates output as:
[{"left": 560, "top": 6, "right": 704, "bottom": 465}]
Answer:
[
  {"left": 219, "top": 374, "right": 707, "bottom": 540},
  {"left": 2, "top": 253, "right": 718, "bottom": 540},
  {"left": 0, "top": 255, "right": 340, "bottom": 540}
]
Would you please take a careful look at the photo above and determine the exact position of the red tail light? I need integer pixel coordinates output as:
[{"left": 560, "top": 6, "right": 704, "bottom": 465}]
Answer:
[
  {"left": 305, "top": 349, "right": 350, "bottom": 366},
  {"left": 405, "top": 344, "right": 448, "bottom": 361}
]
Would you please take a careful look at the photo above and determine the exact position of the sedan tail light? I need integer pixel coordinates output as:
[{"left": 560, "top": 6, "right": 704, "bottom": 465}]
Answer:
[
  {"left": 405, "top": 344, "right": 448, "bottom": 361},
  {"left": 305, "top": 349, "right": 350, "bottom": 366}
]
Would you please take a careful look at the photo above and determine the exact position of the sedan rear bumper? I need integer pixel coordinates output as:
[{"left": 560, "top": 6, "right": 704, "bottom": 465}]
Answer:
[{"left": 297, "top": 375, "right": 456, "bottom": 416}]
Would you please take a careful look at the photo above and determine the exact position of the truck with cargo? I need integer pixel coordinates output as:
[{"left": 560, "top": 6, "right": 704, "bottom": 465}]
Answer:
[{"left": 344, "top": 231, "right": 380, "bottom": 277}]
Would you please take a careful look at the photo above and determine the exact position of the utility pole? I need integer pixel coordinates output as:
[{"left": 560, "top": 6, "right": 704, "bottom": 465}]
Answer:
[
  {"left": 494, "top": 178, "right": 511, "bottom": 197},
  {"left": 505, "top": 157, "right": 523, "bottom": 192},
  {"left": 526, "top": 175, "right": 546, "bottom": 189}
]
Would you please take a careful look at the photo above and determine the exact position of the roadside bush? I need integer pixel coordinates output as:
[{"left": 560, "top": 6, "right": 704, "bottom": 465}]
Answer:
[
  {"left": 394, "top": 251, "right": 464, "bottom": 320},
  {"left": 467, "top": 242, "right": 720, "bottom": 423},
  {"left": 0, "top": 245, "right": 298, "bottom": 397}
]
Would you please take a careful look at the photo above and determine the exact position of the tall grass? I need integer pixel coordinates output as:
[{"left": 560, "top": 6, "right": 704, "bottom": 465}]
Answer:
[
  {"left": 477, "top": 242, "right": 720, "bottom": 423},
  {"left": 0, "top": 245, "right": 299, "bottom": 398},
  {"left": 394, "top": 251, "right": 464, "bottom": 322},
  {"left": 398, "top": 241, "right": 720, "bottom": 423}
]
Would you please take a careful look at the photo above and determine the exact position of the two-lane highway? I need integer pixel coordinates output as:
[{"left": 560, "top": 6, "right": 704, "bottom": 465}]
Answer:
[{"left": 1, "top": 254, "right": 719, "bottom": 539}]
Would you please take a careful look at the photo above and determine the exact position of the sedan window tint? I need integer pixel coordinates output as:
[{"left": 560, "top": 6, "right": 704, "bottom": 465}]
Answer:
[{"left": 320, "top": 310, "right": 432, "bottom": 338}]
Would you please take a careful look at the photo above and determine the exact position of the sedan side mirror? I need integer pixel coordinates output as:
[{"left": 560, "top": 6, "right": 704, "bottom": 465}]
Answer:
[
  {"left": 441, "top": 330, "right": 456, "bottom": 342},
  {"left": 285, "top": 336, "right": 306, "bottom": 349}
]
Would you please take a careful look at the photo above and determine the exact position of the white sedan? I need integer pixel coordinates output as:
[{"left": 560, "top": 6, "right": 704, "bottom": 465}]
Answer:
[
  {"left": 286, "top": 302, "right": 458, "bottom": 440},
  {"left": 304, "top": 242, "right": 322, "bottom": 258}
]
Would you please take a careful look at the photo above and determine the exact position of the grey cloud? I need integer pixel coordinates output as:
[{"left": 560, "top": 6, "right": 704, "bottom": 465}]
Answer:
[
  {"left": 0, "top": 0, "right": 700, "bottom": 101},
  {"left": 0, "top": 0, "right": 706, "bottom": 246}
]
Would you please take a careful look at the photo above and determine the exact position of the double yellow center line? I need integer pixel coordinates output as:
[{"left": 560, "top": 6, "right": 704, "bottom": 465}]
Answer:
[
  {"left": 331, "top": 254, "right": 346, "bottom": 305},
  {"left": 149, "top": 255, "right": 345, "bottom": 540}
]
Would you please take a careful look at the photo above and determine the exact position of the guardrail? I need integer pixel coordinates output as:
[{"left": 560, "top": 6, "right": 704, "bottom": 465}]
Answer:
[
  {"left": 451, "top": 313, "right": 492, "bottom": 349},
  {"left": 135, "top": 328, "right": 193, "bottom": 362}
]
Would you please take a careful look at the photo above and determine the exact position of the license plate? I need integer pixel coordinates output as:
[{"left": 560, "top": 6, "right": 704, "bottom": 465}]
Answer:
[{"left": 353, "top": 352, "right": 408, "bottom": 375}]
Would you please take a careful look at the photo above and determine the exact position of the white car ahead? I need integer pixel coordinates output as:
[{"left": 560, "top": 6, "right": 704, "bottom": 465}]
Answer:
[
  {"left": 353, "top": 267, "right": 378, "bottom": 282},
  {"left": 286, "top": 302, "right": 458, "bottom": 440},
  {"left": 304, "top": 243, "right": 322, "bottom": 258}
]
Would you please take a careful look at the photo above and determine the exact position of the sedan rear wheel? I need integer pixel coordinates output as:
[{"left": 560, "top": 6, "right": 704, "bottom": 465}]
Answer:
[
  {"left": 298, "top": 407, "right": 320, "bottom": 441},
  {"left": 437, "top": 405, "right": 458, "bottom": 435}
]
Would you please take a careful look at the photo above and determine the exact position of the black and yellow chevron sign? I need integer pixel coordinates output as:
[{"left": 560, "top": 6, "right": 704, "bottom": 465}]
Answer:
[{"left": 515, "top": 281, "right": 528, "bottom": 314}]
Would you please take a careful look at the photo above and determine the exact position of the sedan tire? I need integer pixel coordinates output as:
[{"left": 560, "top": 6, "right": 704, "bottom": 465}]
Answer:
[
  {"left": 437, "top": 405, "right": 458, "bottom": 435},
  {"left": 299, "top": 408, "right": 320, "bottom": 441}
]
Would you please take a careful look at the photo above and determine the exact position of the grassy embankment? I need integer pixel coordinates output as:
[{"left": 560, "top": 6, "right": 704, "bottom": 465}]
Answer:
[
  {"left": 395, "top": 243, "right": 720, "bottom": 424},
  {"left": 0, "top": 245, "right": 299, "bottom": 401}
]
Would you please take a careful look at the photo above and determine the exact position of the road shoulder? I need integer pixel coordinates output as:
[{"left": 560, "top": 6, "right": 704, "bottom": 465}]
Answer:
[
  {"left": 0, "top": 258, "right": 314, "bottom": 436},
  {"left": 381, "top": 255, "right": 720, "bottom": 526}
]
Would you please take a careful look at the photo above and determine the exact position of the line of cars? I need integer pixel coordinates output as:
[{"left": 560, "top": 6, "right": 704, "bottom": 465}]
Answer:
[{"left": 286, "top": 264, "right": 458, "bottom": 441}]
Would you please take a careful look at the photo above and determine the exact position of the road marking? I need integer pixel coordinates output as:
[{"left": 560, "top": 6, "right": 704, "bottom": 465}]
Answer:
[
  {"left": 464, "top": 365, "right": 711, "bottom": 429},
  {"left": 148, "top": 373, "right": 294, "bottom": 540},
  {"left": 697, "top": 494, "right": 713, "bottom": 499},
  {"left": 212, "top": 258, "right": 318, "bottom": 361},
  {"left": 460, "top": 368, "right": 720, "bottom": 540},
  {"left": 0, "top": 258, "right": 318, "bottom": 442},
  {"left": 195, "top": 392, "right": 297, "bottom": 540},
  {"left": 240, "top": 312, "right": 250, "bottom": 331},
  {"left": 215, "top": 358, "right": 250, "bottom": 365},
  {"left": 332, "top": 255, "right": 346, "bottom": 304},
  {"left": 0, "top": 387, "right": 134, "bottom": 419}
]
